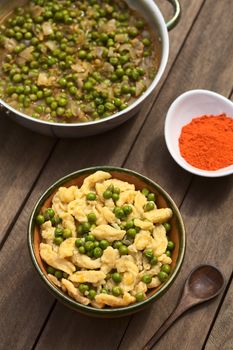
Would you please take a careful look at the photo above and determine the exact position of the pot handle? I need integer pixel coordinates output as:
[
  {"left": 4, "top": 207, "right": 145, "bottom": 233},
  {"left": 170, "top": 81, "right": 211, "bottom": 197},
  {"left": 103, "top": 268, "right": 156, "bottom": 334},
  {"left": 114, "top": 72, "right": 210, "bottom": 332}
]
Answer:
[{"left": 165, "top": 0, "right": 181, "bottom": 31}]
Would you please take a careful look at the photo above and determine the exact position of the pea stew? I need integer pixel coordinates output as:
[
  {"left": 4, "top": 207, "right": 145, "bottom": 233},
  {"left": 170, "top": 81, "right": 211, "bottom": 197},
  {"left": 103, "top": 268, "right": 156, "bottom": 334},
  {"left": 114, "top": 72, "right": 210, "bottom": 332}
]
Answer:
[{"left": 0, "top": 0, "right": 161, "bottom": 123}]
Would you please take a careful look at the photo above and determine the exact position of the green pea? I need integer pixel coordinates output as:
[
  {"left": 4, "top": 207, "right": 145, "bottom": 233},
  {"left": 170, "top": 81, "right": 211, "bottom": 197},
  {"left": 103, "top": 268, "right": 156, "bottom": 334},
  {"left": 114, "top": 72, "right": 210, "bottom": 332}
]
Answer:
[
  {"left": 102, "top": 190, "right": 112, "bottom": 200},
  {"left": 78, "top": 246, "right": 86, "bottom": 254},
  {"left": 99, "top": 240, "right": 109, "bottom": 250},
  {"left": 112, "top": 272, "right": 122, "bottom": 283},
  {"left": 121, "top": 84, "right": 131, "bottom": 94},
  {"left": 116, "top": 68, "right": 124, "bottom": 78},
  {"left": 119, "top": 55, "right": 129, "bottom": 64},
  {"left": 130, "top": 86, "right": 136, "bottom": 96},
  {"left": 55, "top": 217, "right": 62, "bottom": 225},
  {"left": 36, "top": 214, "right": 45, "bottom": 225},
  {"left": 24, "top": 32, "right": 32, "bottom": 40},
  {"left": 136, "top": 20, "right": 145, "bottom": 29},
  {"left": 97, "top": 105, "right": 105, "bottom": 115},
  {"left": 94, "top": 241, "right": 100, "bottom": 248},
  {"left": 54, "top": 270, "right": 63, "bottom": 279},
  {"left": 63, "top": 228, "right": 72, "bottom": 239},
  {"left": 141, "top": 188, "right": 149, "bottom": 197},
  {"left": 147, "top": 193, "right": 156, "bottom": 202},
  {"left": 82, "top": 222, "right": 91, "bottom": 233},
  {"left": 100, "top": 33, "right": 108, "bottom": 43},
  {"left": 166, "top": 250, "right": 171, "bottom": 257},
  {"left": 87, "top": 212, "right": 97, "bottom": 223},
  {"left": 144, "top": 201, "right": 155, "bottom": 212},
  {"left": 58, "top": 97, "right": 68, "bottom": 107},
  {"left": 128, "top": 27, "right": 138, "bottom": 37},
  {"left": 101, "top": 288, "right": 108, "bottom": 294},
  {"left": 107, "top": 38, "right": 114, "bottom": 47},
  {"left": 143, "top": 249, "right": 154, "bottom": 260},
  {"left": 150, "top": 256, "right": 158, "bottom": 265},
  {"left": 163, "top": 222, "right": 171, "bottom": 232},
  {"left": 88, "top": 289, "right": 97, "bottom": 300},
  {"left": 125, "top": 220, "right": 134, "bottom": 230},
  {"left": 75, "top": 238, "right": 84, "bottom": 247},
  {"left": 123, "top": 205, "right": 132, "bottom": 216},
  {"left": 47, "top": 266, "right": 55, "bottom": 275},
  {"left": 85, "top": 241, "right": 95, "bottom": 251},
  {"left": 69, "top": 86, "right": 78, "bottom": 95},
  {"left": 109, "top": 57, "right": 118, "bottom": 66},
  {"left": 112, "top": 286, "right": 122, "bottom": 296},
  {"left": 158, "top": 271, "right": 169, "bottom": 282},
  {"left": 57, "top": 107, "right": 65, "bottom": 116},
  {"left": 161, "top": 264, "right": 171, "bottom": 274},
  {"left": 54, "top": 237, "right": 63, "bottom": 245},
  {"left": 141, "top": 274, "right": 152, "bottom": 284},
  {"left": 51, "top": 102, "right": 58, "bottom": 110},
  {"left": 78, "top": 50, "right": 87, "bottom": 59},
  {"left": 54, "top": 12, "right": 64, "bottom": 22},
  {"left": 86, "top": 192, "right": 96, "bottom": 201},
  {"left": 15, "top": 32, "right": 23, "bottom": 40},
  {"left": 127, "top": 228, "right": 137, "bottom": 238},
  {"left": 85, "top": 234, "right": 95, "bottom": 242},
  {"left": 55, "top": 227, "right": 64, "bottom": 237},
  {"left": 142, "top": 38, "right": 151, "bottom": 46},
  {"left": 12, "top": 74, "right": 22, "bottom": 83},
  {"left": 79, "top": 284, "right": 89, "bottom": 294},
  {"left": 113, "top": 241, "right": 123, "bottom": 249},
  {"left": 112, "top": 193, "right": 119, "bottom": 202},
  {"left": 167, "top": 241, "right": 175, "bottom": 251},
  {"left": 119, "top": 245, "right": 128, "bottom": 255},
  {"left": 93, "top": 247, "right": 103, "bottom": 258},
  {"left": 131, "top": 69, "right": 139, "bottom": 81},
  {"left": 35, "top": 16, "right": 43, "bottom": 24},
  {"left": 114, "top": 207, "right": 125, "bottom": 219},
  {"left": 136, "top": 292, "right": 144, "bottom": 302},
  {"left": 105, "top": 102, "right": 115, "bottom": 111},
  {"left": 59, "top": 78, "right": 67, "bottom": 87},
  {"left": 45, "top": 208, "right": 55, "bottom": 219}
]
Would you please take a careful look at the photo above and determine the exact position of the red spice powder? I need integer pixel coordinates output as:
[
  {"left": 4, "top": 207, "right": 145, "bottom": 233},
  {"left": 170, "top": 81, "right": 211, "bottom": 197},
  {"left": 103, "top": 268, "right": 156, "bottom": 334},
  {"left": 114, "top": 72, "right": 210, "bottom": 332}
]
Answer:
[{"left": 179, "top": 114, "right": 233, "bottom": 170}]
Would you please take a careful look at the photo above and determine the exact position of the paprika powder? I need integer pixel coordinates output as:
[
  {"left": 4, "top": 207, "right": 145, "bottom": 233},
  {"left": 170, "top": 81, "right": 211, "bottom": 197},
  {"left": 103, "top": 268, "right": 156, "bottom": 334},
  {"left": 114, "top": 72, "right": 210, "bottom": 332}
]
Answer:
[{"left": 179, "top": 114, "right": 233, "bottom": 170}]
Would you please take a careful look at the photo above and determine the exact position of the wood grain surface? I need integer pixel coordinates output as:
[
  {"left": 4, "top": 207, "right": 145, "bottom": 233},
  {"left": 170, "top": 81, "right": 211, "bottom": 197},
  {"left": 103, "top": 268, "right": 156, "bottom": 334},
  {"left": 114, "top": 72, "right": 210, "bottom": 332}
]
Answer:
[
  {"left": 205, "top": 278, "right": 233, "bottom": 350},
  {"left": 0, "top": 1, "right": 232, "bottom": 350}
]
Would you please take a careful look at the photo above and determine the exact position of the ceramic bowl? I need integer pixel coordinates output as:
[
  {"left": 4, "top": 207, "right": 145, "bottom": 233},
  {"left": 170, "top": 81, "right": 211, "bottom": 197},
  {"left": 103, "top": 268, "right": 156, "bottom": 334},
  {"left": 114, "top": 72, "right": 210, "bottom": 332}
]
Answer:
[
  {"left": 165, "top": 89, "right": 233, "bottom": 177},
  {"left": 0, "top": 0, "right": 181, "bottom": 137},
  {"left": 28, "top": 166, "right": 185, "bottom": 317}
]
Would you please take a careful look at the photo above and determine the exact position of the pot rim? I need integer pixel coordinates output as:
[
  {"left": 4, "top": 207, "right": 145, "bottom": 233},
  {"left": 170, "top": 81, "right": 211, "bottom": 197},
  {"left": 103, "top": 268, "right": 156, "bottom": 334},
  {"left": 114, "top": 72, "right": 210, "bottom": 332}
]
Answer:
[
  {"left": 28, "top": 166, "right": 185, "bottom": 316},
  {"left": 0, "top": 0, "right": 169, "bottom": 128}
]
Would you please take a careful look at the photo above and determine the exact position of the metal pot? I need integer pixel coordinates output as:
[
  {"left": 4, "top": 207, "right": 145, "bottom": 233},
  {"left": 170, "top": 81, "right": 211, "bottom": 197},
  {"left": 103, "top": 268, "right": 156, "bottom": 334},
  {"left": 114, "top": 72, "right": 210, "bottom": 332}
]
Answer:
[{"left": 0, "top": 0, "right": 181, "bottom": 138}]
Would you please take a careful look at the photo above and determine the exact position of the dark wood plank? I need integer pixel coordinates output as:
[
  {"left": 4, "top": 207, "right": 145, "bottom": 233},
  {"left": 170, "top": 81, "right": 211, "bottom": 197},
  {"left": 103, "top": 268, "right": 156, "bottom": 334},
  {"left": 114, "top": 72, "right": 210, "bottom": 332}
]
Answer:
[
  {"left": 118, "top": 0, "right": 233, "bottom": 347},
  {"left": 0, "top": 1, "right": 204, "bottom": 349},
  {"left": 0, "top": 117, "right": 55, "bottom": 246},
  {"left": 205, "top": 278, "right": 233, "bottom": 350}
]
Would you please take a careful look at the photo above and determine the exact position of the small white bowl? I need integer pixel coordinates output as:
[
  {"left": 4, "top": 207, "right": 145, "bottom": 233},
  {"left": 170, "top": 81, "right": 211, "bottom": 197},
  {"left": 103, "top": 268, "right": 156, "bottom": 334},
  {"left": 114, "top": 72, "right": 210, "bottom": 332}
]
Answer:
[{"left": 164, "top": 89, "right": 233, "bottom": 177}]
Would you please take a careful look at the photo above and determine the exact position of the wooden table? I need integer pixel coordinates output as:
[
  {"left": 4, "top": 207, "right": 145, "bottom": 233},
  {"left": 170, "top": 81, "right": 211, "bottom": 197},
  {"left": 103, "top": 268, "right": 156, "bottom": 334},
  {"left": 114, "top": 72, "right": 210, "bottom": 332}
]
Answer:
[{"left": 0, "top": 1, "right": 233, "bottom": 349}]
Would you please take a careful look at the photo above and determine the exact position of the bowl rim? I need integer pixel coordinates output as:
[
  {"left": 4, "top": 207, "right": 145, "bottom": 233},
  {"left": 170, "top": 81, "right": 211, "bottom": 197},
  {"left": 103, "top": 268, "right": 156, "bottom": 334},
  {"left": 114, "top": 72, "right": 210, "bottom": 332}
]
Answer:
[
  {"left": 0, "top": 0, "right": 169, "bottom": 129},
  {"left": 28, "top": 166, "right": 186, "bottom": 316},
  {"left": 164, "top": 89, "right": 233, "bottom": 178}
]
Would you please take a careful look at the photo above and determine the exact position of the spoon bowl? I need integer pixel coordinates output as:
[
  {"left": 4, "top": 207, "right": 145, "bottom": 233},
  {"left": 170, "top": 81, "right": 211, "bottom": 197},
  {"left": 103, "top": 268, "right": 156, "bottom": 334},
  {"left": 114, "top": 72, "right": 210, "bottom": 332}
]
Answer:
[{"left": 187, "top": 265, "right": 225, "bottom": 301}]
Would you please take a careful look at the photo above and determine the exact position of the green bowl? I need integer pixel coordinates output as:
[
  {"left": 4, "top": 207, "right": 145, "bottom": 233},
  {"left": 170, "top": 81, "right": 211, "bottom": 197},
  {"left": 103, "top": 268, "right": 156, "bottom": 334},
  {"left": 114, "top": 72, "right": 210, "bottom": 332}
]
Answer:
[{"left": 28, "top": 166, "right": 186, "bottom": 317}]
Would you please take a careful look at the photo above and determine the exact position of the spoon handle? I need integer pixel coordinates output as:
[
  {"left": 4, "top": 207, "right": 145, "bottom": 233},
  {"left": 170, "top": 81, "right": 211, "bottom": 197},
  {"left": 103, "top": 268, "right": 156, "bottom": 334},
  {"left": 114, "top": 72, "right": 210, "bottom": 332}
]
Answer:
[{"left": 142, "top": 297, "right": 192, "bottom": 350}]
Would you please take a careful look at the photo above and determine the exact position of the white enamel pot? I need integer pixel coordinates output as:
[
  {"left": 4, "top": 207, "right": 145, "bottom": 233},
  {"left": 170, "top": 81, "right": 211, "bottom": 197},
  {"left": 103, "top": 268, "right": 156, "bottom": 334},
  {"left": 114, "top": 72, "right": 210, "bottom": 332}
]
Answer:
[{"left": 0, "top": 0, "right": 181, "bottom": 137}]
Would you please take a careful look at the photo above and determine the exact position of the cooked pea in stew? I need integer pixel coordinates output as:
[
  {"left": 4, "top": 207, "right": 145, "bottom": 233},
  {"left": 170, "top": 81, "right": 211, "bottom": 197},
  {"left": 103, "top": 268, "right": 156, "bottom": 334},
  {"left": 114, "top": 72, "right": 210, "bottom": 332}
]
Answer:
[{"left": 0, "top": 0, "right": 161, "bottom": 123}]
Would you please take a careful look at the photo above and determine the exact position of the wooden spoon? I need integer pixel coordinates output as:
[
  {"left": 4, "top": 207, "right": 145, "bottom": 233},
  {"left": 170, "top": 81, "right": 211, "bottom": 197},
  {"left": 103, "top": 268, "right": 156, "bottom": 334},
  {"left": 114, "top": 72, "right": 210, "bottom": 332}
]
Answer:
[{"left": 143, "top": 264, "right": 225, "bottom": 350}]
